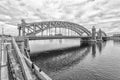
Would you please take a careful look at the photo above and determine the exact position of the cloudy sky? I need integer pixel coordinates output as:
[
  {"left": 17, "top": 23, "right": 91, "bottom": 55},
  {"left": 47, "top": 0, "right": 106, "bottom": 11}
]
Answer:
[{"left": 0, "top": 0, "right": 120, "bottom": 35}]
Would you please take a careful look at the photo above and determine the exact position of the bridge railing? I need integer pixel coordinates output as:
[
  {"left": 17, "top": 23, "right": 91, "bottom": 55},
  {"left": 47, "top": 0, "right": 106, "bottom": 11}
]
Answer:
[
  {"left": 23, "top": 55, "right": 52, "bottom": 80},
  {"left": 12, "top": 37, "right": 52, "bottom": 80},
  {"left": 6, "top": 43, "right": 17, "bottom": 80},
  {"left": 11, "top": 37, "right": 33, "bottom": 80}
]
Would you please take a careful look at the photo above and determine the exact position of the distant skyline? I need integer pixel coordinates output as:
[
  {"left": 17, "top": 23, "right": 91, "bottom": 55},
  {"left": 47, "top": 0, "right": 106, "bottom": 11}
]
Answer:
[{"left": 0, "top": 0, "right": 120, "bottom": 35}]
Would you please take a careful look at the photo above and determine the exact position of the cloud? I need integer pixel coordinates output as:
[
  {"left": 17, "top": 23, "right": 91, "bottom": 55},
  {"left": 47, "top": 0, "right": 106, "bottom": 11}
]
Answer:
[
  {"left": 0, "top": 0, "right": 120, "bottom": 35},
  {"left": 0, "top": 21, "right": 18, "bottom": 36},
  {"left": 0, "top": 14, "right": 11, "bottom": 21}
]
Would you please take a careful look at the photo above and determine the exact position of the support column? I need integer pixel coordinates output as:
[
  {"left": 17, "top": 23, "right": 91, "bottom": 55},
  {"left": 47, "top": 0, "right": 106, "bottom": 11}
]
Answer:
[
  {"left": 54, "top": 27, "right": 56, "bottom": 35},
  {"left": 92, "top": 26, "right": 96, "bottom": 41},
  {"left": 68, "top": 29, "right": 69, "bottom": 36},
  {"left": 48, "top": 29, "right": 50, "bottom": 36},
  {"left": 59, "top": 28, "right": 61, "bottom": 34},
  {"left": 41, "top": 31, "right": 43, "bottom": 36}
]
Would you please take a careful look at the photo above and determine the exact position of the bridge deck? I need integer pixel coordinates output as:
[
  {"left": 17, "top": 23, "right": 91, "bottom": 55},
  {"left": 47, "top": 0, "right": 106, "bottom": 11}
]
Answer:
[{"left": 28, "top": 36, "right": 91, "bottom": 40}]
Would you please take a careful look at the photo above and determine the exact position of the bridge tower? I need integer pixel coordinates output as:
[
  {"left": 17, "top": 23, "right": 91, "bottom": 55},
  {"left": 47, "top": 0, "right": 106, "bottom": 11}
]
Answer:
[
  {"left": 18, "top": 19, "right": 26, "bottom": 36},
  {"left": 17, "top": 19, "right": 30, "bottom": 59},
  {"left": 97, "top": 29, "right": 102, "bottom": 41},
  {"left": 18, "top": 24, "right": 22, "bottom": 36},
  {"left": 21, "top": 19, "right": 26, "bottom": 36},
  {"left": 92, "top": 26, "right": 96, "bottom": 41}
]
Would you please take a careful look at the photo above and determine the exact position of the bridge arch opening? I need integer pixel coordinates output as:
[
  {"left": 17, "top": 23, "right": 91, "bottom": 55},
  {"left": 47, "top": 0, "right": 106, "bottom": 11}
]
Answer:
[{"left": 36, "top": 27, "right": 83, "bottom": 37}]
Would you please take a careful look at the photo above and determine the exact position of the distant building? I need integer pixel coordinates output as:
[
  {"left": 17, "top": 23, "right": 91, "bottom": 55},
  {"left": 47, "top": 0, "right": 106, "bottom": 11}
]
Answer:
[
  {"left": 112, "top": 34, "right": 120, "bottom": 37},
  {"left": 0, "top": 34, "right": 12, "bottom": 37}
]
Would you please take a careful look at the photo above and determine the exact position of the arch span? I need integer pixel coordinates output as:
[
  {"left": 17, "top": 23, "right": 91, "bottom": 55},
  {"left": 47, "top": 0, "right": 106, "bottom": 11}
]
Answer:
[
  {"left": 96, "top": 30, "right": 107, "bottom": 37},
  {"left": 19, "top": 21, "right": 92, "bottom": 37},
  {"left": 101, "top": 31, "right": 107, "bottom": 37}
]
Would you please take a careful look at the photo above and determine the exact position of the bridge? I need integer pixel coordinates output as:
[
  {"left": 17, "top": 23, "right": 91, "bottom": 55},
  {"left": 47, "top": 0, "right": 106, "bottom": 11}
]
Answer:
[
  {"left": 0, "top": 20, "right": 109, "bottom": 80},
  {"left": 18, "top": 19, "right": 107, "bottom": 41}
]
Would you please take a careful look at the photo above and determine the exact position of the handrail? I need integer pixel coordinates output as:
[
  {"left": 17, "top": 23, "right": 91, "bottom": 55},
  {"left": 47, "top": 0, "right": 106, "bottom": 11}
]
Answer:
[
  {"left": 23, "top": 54, "right": 52, "bottom": 80},
  {"left": 11, "top": 38, "right": 33, "bottom": 80}
]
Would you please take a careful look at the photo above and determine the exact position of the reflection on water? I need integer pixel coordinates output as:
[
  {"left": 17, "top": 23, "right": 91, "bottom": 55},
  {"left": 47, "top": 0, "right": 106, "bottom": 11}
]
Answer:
[
  {"left": 30, "top": 40, "right": 120, "bottom": 80},
  {"left": 30, "top": 39, "right": 81, "bottom": 53},
  {"left": 31, "top": 42, "right": 91, "bottom": 73},
  {"left": 113, "top": 40, "right": 120, "bottom": 46},
  {"left": 91, "top": 42, "right": 106, "bottom": 58},
  {"left": 92, "top": 43, "right": 96, "bottom": 58}
]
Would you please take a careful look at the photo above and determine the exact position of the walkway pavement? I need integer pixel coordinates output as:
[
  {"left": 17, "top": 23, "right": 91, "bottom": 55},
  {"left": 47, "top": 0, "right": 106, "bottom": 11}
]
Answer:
[{"left": 0, "top": 39, "right": 9, "bottom": 80}]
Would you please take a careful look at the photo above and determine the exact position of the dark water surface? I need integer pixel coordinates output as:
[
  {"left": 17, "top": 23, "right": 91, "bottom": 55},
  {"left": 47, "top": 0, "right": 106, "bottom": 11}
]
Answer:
[{"left": 30, "top": 39, "right": 120, "bottom": 80}]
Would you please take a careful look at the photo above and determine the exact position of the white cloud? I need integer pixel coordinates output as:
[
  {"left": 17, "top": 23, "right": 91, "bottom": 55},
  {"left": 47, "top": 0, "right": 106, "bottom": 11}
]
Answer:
[
  {"left": 0, "top": 0, "right": 120, "bottom": 35},
  {"left": 0, "top": 14, "right": 11, "bottom": 20},
  {"left": 0, "top": 21, "right": 18, "bottom": 36}
]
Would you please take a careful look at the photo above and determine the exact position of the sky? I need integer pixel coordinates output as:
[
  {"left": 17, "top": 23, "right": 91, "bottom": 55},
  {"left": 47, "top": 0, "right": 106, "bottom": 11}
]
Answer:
[{"left": 0, "top": 0, "right": 120, "bottom": 36}]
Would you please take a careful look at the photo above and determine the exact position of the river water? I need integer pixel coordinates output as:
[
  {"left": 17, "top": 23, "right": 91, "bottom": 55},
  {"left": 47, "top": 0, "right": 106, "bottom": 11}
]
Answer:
[{"left": 30, "top": 39, "right": 120, "bottom": 80}]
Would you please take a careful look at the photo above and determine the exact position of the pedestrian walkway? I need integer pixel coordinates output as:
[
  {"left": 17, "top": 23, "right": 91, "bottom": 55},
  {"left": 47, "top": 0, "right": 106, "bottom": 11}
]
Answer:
[{"left": 0, "top": 39, "right": 9, "bottom": 80}]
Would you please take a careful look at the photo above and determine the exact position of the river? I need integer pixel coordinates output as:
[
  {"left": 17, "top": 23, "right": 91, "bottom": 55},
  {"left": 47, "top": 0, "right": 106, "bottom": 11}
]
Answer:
[{"left": 30, "top": 39, "right": 120, "bottom": 80}]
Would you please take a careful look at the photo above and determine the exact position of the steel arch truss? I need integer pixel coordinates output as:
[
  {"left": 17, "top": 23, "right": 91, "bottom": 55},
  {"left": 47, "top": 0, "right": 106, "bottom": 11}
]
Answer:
[
  {"left": 18, "top": 20, "right": 92, "bottom": 36},
  {"left": 96, "top": 30, "right": 107, "bottom": 37},
  {"left": 101, "top": 31, "right": 107, "bottom": 37}
]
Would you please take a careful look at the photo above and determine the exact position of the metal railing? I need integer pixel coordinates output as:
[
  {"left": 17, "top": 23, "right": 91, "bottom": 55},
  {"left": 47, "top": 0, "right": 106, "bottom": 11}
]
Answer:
[
  {"left": 11, "top": 37, "right": 52, "bottom": 80},
  {"left": 23, "top": 54, "right": 52, "bottom": 80},
  {"left": 11, "top": 38, "right": 33, "bottom": 80}
]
